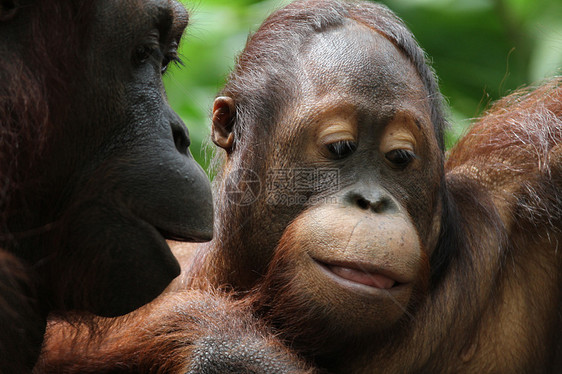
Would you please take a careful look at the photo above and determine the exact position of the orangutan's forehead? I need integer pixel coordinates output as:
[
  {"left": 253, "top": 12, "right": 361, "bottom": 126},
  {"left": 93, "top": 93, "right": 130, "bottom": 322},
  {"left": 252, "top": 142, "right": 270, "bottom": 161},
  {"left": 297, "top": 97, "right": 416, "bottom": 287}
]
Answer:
[{"left": 300, "top": 21, "right": 426, "bottom": 105}]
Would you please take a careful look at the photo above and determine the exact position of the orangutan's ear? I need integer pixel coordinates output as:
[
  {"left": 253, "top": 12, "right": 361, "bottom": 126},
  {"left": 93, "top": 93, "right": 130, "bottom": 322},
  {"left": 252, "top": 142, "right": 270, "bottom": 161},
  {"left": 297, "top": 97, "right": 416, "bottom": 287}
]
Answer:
[{"left": 211, "top": 96, "right": 236, "bottom": 153}]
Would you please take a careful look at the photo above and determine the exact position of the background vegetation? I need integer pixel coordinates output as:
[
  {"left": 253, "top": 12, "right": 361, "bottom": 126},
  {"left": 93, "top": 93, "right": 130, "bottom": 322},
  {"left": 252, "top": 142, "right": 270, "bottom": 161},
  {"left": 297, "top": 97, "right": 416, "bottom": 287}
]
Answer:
[{"left": 165, "top": 0, "right": 562, "bottom": 172}]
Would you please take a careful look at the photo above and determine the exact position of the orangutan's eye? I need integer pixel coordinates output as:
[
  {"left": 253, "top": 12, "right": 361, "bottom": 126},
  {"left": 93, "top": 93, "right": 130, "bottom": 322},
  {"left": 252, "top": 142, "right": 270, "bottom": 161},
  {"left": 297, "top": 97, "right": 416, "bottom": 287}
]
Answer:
[
  {"left": 326, "top": 140, "right": 357, "bottom": 159},
  {"left": 385, "top": 149, "right": 417, "bottom": 169}
]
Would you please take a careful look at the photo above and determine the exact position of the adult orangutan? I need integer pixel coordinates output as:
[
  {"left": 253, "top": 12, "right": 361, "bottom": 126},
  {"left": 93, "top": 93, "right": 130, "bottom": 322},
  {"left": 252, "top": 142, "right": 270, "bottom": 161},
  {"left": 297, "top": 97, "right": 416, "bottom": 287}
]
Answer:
[
  {"left": 36, "top": 0, "right": 561, "bottom": 372},
  {"left": 0, "top": 0, "right": 214, "bottom": 371}
]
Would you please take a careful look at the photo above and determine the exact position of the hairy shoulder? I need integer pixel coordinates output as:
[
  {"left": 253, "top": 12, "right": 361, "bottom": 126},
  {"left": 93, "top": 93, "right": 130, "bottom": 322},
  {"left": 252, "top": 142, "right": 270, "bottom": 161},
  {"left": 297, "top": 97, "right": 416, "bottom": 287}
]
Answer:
[{"left": 446, "top": 77, "right": 562, "bottom": 230}]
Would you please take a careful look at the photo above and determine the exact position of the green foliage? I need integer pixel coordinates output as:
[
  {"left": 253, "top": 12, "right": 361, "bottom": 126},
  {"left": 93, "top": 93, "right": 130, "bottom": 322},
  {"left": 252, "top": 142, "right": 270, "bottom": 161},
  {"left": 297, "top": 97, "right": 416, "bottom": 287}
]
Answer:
[{"left": 165, "top": 0, "right": 562, "bottom": 170}]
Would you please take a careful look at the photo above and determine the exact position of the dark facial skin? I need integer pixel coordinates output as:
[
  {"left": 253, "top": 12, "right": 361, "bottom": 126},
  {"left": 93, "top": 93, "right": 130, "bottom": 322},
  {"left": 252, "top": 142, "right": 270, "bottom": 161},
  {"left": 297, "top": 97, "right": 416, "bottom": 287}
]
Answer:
[
  {"left": 4, "top": 0, "right": 213, "bottom": 317},
  {"left": 267, "top": 23, "right": 442, "bottom": 334},
  {"left": 210, "top": 25, "right": 436, "bottom": 341},
  {"left": 212, "top": 20, "right": 443, "bottom": 336}
]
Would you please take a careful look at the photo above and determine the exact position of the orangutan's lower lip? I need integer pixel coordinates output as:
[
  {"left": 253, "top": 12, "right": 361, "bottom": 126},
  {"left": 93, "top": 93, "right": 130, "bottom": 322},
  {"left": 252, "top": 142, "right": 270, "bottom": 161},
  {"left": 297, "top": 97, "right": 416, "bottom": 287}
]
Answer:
[{"left": 328, "top": 265, "right": 396, "bottom": 289}]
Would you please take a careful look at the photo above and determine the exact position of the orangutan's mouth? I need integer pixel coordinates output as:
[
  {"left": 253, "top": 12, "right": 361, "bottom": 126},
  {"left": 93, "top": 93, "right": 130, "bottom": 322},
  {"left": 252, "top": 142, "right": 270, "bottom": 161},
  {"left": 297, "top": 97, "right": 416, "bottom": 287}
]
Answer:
[
  {"left": 314, "top": 259, "right": 404, "bottom": 290},
  {"left": 328, "top": 264, "right": 396, "bottom": 289}
]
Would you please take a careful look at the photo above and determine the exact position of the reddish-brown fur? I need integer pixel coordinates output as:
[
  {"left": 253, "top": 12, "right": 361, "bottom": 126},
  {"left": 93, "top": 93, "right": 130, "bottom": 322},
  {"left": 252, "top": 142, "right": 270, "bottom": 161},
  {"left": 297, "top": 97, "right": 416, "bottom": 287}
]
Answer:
[
  {"left": 1, "top": 0, "right": 215, "bottom": 371},
  {"left": 1, "top": 1, "right": 91, "bottom": 232},
  {"left": 1, "top": 3, "right": 93, "bottom": 370},
  {"left": 35, "top": 289, "right": 315, "bottom": 373}
]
